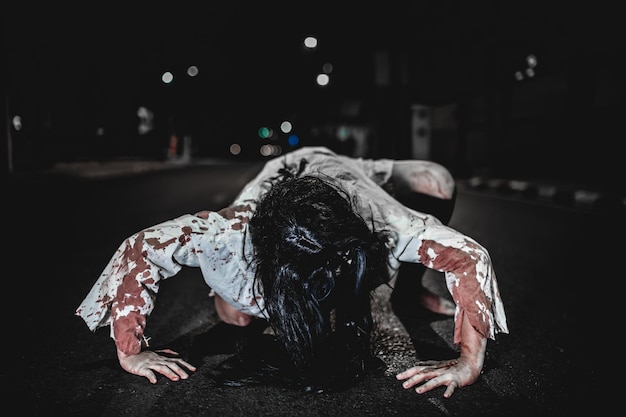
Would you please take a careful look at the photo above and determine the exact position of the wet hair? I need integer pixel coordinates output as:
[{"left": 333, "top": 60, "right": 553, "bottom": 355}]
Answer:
[{"left": 244, "top": 160, "right": 391, "bottom": 390}]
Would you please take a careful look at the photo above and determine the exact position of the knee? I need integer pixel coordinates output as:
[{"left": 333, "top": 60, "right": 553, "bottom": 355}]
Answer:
[{"left": 392, "top": 161, "right": 455, "bottom": 200}]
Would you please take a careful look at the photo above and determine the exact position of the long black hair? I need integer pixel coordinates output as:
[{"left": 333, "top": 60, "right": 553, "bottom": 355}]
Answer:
[{"left": 246, "top": 160, "right": 391, "bottom": 390}]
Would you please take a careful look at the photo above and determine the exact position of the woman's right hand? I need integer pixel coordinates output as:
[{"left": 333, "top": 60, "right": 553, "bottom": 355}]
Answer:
[{"left": 117, "top": 348, "right": 196, "bottom": 384}]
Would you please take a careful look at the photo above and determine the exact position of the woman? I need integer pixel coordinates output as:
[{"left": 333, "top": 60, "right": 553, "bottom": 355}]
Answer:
[{"left": 76, "top": 146, "right": 508, "bottom": 398}]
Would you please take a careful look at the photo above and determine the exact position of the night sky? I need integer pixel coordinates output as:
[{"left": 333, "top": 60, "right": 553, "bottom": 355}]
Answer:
[{"left": 3, "top": 1, "right": 624, "bottom": 164}]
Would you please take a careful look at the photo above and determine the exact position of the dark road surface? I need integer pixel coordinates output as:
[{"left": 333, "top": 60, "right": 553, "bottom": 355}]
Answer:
[{"left": 5, "top": 161, "right": 613, "bottom": 416}]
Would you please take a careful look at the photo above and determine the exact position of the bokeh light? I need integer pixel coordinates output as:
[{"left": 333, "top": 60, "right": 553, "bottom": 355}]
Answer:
[
  {"left": 12, "top": 115, "right": 22, "bottom": 131},
  {"left": 260, "top": 144, "right": 282, "bottom": 156},
  {"left": 316, "top": 73, "right": 330, "bottom": 86},
  {"left": 187, "top": 65, "right": 199, "bottom": 77},
  {"left": 288, "top": 134, "right": 299, "bottom": 146},
  {"left": 280, "top": 121, "right": 292, "bottom": 133},
  {"left": 229, "top": 143, "right": 241, "bottom": 155},
  {"left": 258, "top": 127, "right": 273, "bottom": 139},
  {"left": 304, "top": 36, "right": 318, "bottom": 49},
  {"left": 161, "top": 71, "right": 174, "bottom": 84}
]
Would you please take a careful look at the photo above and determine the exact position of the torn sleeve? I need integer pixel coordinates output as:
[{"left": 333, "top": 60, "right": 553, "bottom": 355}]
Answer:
[
  {"left": 75, "top": 213, "right": 215, "bottom": 355},
  {"left": 398, "top": 224, "right": 509, "bottom": 344}
]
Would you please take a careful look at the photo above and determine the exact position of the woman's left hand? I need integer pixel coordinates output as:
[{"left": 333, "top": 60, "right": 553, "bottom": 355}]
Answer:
[
  {"left": 396, "top": 313, "right": 487, "bottom": 397},
  {"left": 396, "top": 356, "right": 481, "bottom": 398}
]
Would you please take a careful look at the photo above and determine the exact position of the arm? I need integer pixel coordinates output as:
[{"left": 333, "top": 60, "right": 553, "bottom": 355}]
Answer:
[
  {"left": 77, "top": 215, "right": 202, "bottom": 354},
  {"left": 115, "top": 292, "right": 251, "bottom": 383},
  {"left": 394, "top": 226, "right": 508, "bottom": 397},
  {"left": 76, "top": 211, "right": 239, "bottom": 382}
]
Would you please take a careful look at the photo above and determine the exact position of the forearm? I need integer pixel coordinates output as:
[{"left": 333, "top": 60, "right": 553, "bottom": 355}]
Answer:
[
  {"left": 414, "top": 233, "right": 508, "bottom": 343},
  {"left": 78, "top": 213, "right": 213, "bottom": 334},
  {"left": 108, "top": 231, "right": 161, "bottom": 356},
  {"left": 112, "top": 308, "right": 149, "bottom": 356},
  {"left": 458, "top": 311, "right": 487, "bottom": 376}
]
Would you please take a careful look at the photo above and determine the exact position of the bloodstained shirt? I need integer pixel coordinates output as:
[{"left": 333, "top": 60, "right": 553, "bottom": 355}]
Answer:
[{"left": 76, "top": 146, "right": 509, "bottom": 355}]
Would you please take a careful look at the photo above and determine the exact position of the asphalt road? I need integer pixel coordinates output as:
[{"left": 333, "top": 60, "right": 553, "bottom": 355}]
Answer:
[{"left": 5, "top": 162, "right": 613, "bottom": 416}]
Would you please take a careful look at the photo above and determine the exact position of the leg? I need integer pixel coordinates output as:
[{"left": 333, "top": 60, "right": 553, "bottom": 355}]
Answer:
[
  {"left": 386, "top": 171, "right": 457, "bottom": 316},
  {"left": 214, "top": 293, "right": 253, "bottom": 326},
  {"left": 390, "top": 160, "right": 456, "bottom": 201}
]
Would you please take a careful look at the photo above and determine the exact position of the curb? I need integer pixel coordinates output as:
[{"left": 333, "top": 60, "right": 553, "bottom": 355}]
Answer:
[
  {"left": 13, "top": 161, "right": 626, "bottom": 215},
  {"left": 459, "top": 176, "right": 626, "bottom": 214}
]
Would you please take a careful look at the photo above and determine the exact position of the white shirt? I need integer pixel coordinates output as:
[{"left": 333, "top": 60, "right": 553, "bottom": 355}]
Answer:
[{"left": 76, "top": 147, "right": 508, "bottom": 354}]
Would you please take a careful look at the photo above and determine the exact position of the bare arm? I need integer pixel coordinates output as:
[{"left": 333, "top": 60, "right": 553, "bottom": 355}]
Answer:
[
  {"left": 77, "top": 213, "right": 233, "bottom": 380},
  {"left": 392, "top": 227, "right": 508, "bottom": 397}
]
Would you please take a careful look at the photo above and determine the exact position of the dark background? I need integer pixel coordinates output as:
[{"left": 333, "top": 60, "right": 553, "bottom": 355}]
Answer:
[{"left": 3, "top": 1, "right": 625, "bottom": 191}]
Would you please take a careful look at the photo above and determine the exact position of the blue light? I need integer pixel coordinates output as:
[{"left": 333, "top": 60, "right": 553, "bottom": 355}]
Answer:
[{"left": 288, "top": 134, "right": 299, "bottom": 146}]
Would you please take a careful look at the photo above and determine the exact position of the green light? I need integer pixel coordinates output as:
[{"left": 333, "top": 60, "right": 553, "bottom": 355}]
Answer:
[{"left": 258, "top": 127, "right": 271, "bottom": 139}]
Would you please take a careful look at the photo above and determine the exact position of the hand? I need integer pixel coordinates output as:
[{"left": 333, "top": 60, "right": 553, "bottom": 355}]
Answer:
[
  {"left": 396, "top": 312, "right": 487, "bottom": 397},
  {"left": 117, "top": 348, "right": 197, "bottom": 384},
  {"left": 396, "top": 356, "right": 481, "bottom": 398}
]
